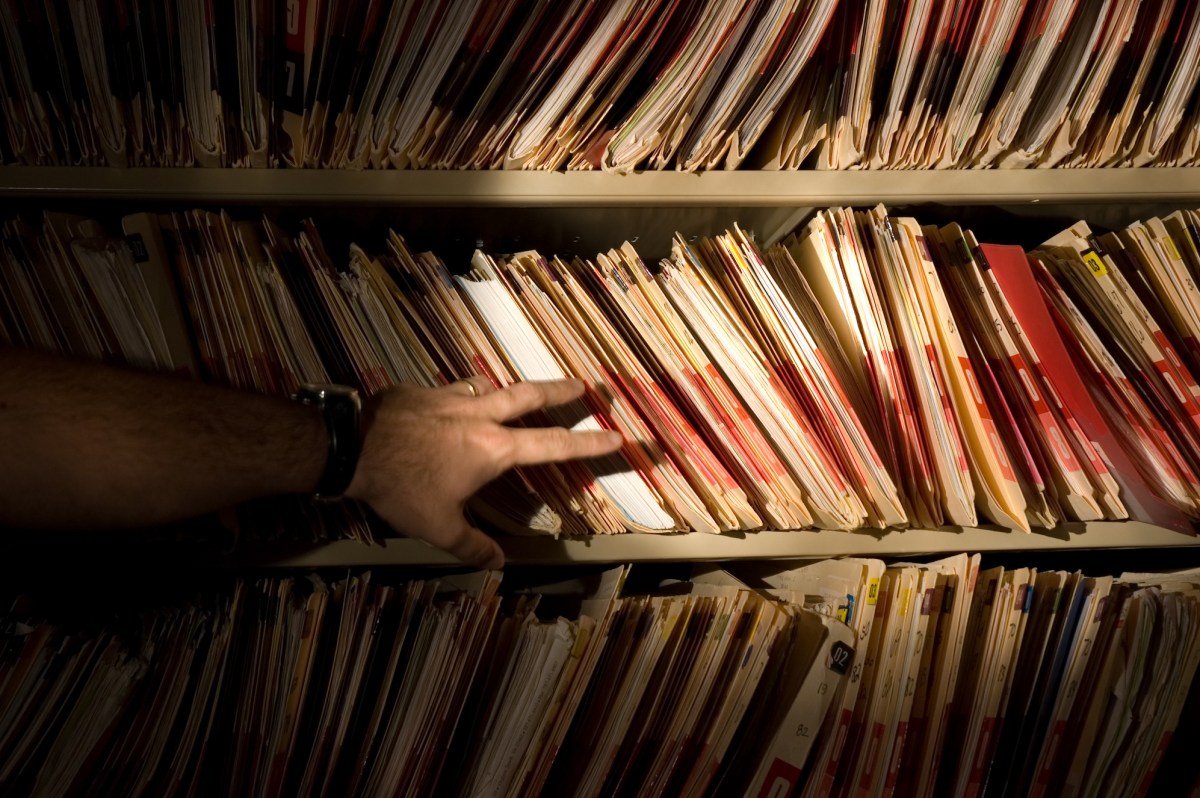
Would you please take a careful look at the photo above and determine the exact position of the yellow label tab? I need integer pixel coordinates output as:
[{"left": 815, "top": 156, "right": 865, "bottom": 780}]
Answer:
[
  {"left": 1083, "top": 251, "right": 1107, "bottom": 277},
  {"left": 1166, "top": 237, "right": 1182, "bottom": 261},
  {"left": 868, "top": 579, "right": 880, "bottom": 605},
  {"left": 712, "top": 614, "right": 730, "bottom": 639},
  {"left": 571, "top": 627, "right": 591, "bottom": 657}
]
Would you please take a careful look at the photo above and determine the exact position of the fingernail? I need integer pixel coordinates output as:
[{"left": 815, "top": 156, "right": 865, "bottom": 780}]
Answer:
[{"left": 607, "top": 431, "right": 623, "bottom": 446}]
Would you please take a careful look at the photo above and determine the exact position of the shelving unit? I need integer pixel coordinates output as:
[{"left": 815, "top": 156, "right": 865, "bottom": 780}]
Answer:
[{"left": 8, "top": 6, "right": 1200, "bottom": 793}]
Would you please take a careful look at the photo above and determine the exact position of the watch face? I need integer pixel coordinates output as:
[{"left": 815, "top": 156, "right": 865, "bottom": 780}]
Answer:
[{"left": 298, "top": 383, "right": 361, "bottom": 403}]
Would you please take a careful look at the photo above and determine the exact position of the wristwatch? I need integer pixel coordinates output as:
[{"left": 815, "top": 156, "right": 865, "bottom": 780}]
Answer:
[{"left": 292, "top": 383, "right": 363, "bottom": 500}]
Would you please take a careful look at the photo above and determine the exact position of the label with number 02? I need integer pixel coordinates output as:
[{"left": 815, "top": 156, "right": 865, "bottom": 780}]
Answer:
[{"left": 829, "top": 641, "right": 854, "bottom": 675}]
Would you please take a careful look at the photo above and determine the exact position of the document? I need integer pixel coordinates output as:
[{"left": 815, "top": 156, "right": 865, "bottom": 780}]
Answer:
[
  {"left": 457, "top": 250, "right": 683, "bottom": 533},
  {"left": 984, "top": 242, "right": 1197, "bottom": 532}
]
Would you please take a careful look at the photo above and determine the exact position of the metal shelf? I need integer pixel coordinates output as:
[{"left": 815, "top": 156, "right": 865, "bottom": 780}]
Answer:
[
  {"left": 3, "top": 167, "right": 1200, "bottom": 206},
  {"left": 236, "top": 521, "right": 1200, "bottom": 567}
]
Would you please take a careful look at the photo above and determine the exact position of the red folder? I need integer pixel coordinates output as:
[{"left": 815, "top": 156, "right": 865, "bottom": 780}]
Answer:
[{"left": 981, "top": 243, "right": 1195, "bottom": 534}]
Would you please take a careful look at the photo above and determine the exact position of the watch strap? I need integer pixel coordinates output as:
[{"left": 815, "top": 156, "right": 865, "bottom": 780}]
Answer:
[{"left": 293, "top": 384, "right": 362, "bottom": 499}]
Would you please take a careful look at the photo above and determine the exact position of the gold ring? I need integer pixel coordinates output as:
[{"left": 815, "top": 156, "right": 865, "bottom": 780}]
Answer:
[{"left": 459, "top": 379, "right": 479, "bottom": 397}]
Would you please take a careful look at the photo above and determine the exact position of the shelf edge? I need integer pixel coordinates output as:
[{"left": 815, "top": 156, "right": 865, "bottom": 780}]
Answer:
[
  {"left": 238, "top": 521, "right": 1200, "bottom": 567},
  {"left": 5, "top": 168, "right": 1200, "bottom": 206}
]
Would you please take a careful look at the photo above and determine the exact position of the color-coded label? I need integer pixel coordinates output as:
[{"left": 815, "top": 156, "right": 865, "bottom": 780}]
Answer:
[
  {"left": 757, "top": 759, "right": 801, "bottom": 798},
  {"left": 1165, "top": 236, "right": 1182, "bottom": 262},
  {"left": 830, "top": 641, "right": 854, "bottom": 675},
  {"left": 917, "top": 236, "right": 933, "bottom": 261}
]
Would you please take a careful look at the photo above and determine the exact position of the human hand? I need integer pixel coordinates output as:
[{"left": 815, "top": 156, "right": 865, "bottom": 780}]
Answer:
[{"left": 345, "top": 377, "right": 622, "bottom": 569}]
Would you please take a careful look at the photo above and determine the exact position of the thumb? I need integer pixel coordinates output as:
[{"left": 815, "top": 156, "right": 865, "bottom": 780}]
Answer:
[{"left": 441, "top": 518, "right": 506, "bottom": 570}]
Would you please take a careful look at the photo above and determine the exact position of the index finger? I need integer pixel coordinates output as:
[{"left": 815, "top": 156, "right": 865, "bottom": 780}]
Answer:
[
  {"left": 478, "top": 379, "right": 587, "bottom": 423},
  {"left": 500, "top": 426, "right": 623, "bottom": 469}
]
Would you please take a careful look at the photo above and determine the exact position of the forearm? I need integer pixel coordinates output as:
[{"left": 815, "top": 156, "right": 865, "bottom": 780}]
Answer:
[{"left": 0, "top": 349, "right": 325, "bottom": 529}]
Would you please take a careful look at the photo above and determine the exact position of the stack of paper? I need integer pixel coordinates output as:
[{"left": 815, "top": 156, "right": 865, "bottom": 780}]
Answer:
[
  {"left": 545, "top": 568, "right": 851, "bottom": 797},
  {"left": 512, "top": 252, "right": 759, "bottom": 531},
  {"left": 675, "top": 0, "right": 840, "bottom": 171},
  {"left": 455, "top": 250, "right": 687, "bottom": 535},
  {"left": 676, "top": 226, "right": 907, "bottom": 528},
  {"left": 1, "top": 212, "right": 196, "bottom": 375},
  {"left": 5, "top": 0, "right": 1200, "bottom": 168},
  {"left": 379, "top": 236, "right": 572, "bottom": 537},
  {"left": 780, "top": 209, "right": 989, "bottom": 528},
  {"left": 733, "top": 554, "right": 982, "bottom": 798},
  {"left": 1030, "top": 222, "right": 1200, "bottom": 523},
  {"left": 583, "top": 243, "right": 805, "bottom": 530},
  {"left": 926, "top": 223, "right": 1123, "bottom": 525},
  {"left": 6, "top": 559, "right": 1200, "bottom": 796},
  {"left": 503, "top": 0, "right": 675, "bottom": 171},
  {"left": 13, "top": 204, "right": 1200, "bottom": 542},
  {"left": 662, "top": 231, "right": 874, "bottom": 529}
]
